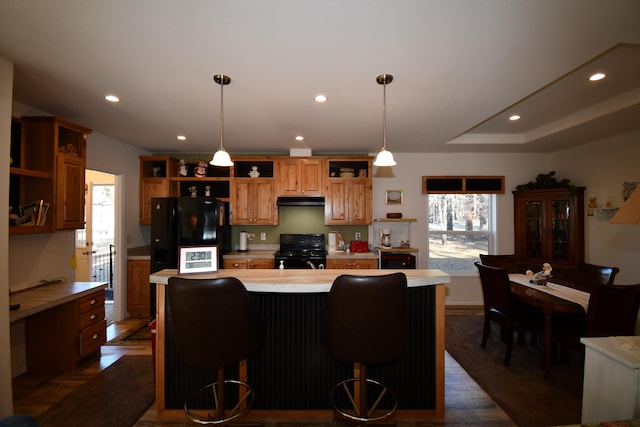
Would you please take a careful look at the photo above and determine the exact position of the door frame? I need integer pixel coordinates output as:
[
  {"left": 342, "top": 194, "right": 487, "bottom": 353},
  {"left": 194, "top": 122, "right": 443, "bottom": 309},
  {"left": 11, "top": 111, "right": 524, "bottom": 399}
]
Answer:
[{"left": 82, "top": 169, "right": 126, "bottom": 321}]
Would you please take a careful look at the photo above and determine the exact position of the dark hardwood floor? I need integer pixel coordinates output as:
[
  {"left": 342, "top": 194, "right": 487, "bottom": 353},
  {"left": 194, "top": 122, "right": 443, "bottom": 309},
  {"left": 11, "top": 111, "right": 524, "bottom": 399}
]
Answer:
[{"left": 12, "top": 310, "right": 515, "bottom": 427}]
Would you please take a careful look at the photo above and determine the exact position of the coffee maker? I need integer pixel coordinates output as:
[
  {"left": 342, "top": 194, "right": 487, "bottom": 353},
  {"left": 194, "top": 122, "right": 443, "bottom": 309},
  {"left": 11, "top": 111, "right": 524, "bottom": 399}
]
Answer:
[{"left": 380, "top": 228, "right": 392, "bottom": 248}]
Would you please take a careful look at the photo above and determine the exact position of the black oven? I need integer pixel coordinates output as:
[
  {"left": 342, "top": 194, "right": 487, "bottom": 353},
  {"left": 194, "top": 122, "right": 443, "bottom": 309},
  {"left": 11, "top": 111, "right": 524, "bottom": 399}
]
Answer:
[{"left": 380, "top": 253, "right": 416, "bottom": 269}]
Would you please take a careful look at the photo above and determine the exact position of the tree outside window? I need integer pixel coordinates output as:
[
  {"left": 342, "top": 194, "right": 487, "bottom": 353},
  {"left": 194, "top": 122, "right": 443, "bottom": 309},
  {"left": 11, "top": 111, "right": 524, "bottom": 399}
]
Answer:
[{"left": 428, "top": 194, "right": 492, "bottom": 272}]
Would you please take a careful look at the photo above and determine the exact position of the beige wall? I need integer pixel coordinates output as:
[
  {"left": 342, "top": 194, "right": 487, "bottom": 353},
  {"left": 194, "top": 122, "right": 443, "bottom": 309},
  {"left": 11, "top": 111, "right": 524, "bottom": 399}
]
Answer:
[{"left": 0, "top": 55, "right": 14, "bottom": 417}]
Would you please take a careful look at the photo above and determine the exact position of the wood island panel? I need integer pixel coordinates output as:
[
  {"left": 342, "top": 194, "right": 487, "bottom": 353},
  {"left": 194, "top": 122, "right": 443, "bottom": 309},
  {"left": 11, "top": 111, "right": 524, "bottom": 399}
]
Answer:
[{"left": 150, "top": 269, "right": 448, "bottom": 420}]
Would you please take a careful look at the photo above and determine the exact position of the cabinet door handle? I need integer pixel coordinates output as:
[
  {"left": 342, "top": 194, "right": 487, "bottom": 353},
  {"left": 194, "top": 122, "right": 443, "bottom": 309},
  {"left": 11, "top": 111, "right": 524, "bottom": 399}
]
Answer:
[
  {"left": 92, "top": 334, "right": 99, "bottom": 340},
  {"left": 233, "top": 263, "right": 240, "bottom": 267},
  {"left": 90, "top": 314, "right": 97, "bottom": 320},
  {"left": 90, "top": 299, "right": 97, "bottom": 305}
]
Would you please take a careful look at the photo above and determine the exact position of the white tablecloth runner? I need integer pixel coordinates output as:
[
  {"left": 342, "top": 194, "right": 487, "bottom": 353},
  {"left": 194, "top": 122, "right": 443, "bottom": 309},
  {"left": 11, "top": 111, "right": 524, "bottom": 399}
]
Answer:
[{"left": 509, "top": 273, "right": 590, "bottom": 312}]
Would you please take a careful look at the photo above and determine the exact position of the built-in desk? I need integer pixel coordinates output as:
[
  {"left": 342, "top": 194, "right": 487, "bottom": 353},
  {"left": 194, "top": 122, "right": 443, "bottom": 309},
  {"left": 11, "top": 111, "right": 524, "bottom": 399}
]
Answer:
[
  {"left": 10, "top": 281, "right": 108, "bottom": 372},
  {"left": 150, "top": 268, "right": 449, "bottom": 420}
]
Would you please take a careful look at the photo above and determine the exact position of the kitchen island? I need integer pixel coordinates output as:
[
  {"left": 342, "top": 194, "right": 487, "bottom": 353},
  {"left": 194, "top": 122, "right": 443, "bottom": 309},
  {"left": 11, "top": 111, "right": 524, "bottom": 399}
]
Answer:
[{"left": 149, "top": 268, "right": 449, "bottom": 420}]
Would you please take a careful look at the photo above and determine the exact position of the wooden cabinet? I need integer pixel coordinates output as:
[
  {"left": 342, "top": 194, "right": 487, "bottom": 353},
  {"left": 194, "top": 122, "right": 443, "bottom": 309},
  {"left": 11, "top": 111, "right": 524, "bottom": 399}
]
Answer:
[
  {"left": 325, "top": 179, "right": 372, "bottom": 225},
  {"left": 223, "top": 258, "right": 274, "bottom": 269},
  {"left": 56, "top": 154, "right": 85, "bottom": 229},
  {"left": 276, "top": 158, "right": 325, "bottom": 196},
  {"left": 513, "top": 188, "right": 585, "bottom": 281},
  {"left": 10, "top": 116, "right": 91, "bottom": 233},
  {"left": 325, "top": 158, "right": 373, "bottom": 225},
  {"left": 327, "top": 258, "right": 378, "bottom": 269},
  {"left": 77, "top": 291, "right": 107, "bottom": 358},
  {"left": 21, "top": 285, "right": 106, "bottom": 372},
  {"left": 231, "top": 159, "right": 277, "bottom": 225},
  {"left": 139, "top": 156, "right": 178, "bottom": 224},
  {"left": 127, "top": 259, "right": 151, "bottom": 318}
]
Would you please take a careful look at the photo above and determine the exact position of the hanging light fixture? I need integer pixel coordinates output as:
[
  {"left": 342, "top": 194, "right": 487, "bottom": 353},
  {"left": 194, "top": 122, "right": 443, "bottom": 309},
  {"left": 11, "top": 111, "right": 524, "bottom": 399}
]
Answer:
[
  {"left": 373, "top": 73, "right": 397, "bottom": 167},
  {"left": 210, "top": 74, "right": 234, "bottom": 167}
]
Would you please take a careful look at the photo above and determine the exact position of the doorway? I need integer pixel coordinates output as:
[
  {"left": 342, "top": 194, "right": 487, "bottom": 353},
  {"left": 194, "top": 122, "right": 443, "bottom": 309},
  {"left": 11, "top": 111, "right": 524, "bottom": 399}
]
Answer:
[{"left": 75, "top": 170, "right": 117, "bottom": 323}]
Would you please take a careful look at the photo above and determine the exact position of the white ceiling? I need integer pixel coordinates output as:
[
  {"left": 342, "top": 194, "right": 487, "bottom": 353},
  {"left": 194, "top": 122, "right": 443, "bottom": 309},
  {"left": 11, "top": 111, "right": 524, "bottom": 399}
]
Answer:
[{"left": 1, "top": 0, "right": 639, "bottom": 156}]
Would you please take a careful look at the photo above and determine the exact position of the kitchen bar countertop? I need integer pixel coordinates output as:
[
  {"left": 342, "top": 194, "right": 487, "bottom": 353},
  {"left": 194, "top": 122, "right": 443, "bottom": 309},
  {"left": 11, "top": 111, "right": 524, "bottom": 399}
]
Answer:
[{"left": 150, "top": 268, "right": 448, "bottom": 293}]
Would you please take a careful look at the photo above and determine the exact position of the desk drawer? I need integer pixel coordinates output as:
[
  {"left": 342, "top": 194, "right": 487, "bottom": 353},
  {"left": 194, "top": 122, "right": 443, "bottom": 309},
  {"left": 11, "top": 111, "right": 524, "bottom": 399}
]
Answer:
[
  {"left": 80, "top": 319, "right": 107, "bottom": 356},
  {"left": 79, "top": 305, "right": 105, "bottom": 330},
  {"left": 78, "top": 291, "right": 105, "bottom": 313}
]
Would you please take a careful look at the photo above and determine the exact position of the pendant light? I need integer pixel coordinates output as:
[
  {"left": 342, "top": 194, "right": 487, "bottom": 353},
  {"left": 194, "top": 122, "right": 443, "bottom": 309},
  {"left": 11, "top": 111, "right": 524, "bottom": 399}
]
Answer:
[
  {"left": 210, "top": 74, "right": 234, "bottom": 167},
  {"left": 373, "top": 73, "right": 397, "bottom": 167}
]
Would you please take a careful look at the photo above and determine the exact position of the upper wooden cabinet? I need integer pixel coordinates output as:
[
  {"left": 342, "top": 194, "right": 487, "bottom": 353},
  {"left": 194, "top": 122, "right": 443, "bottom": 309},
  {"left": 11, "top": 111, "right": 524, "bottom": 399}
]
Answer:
[
  {"left": 276, "top": 158, "right": 325, "bottom": 196},
  {"left": 231, "top": 159, "right": 277, "bottom": 225},
  {"left": 513, "top": 187, "right": 585, "bottom": 281},
  {"left": 325, "top": 157, "right": 373, "bottom": 225},
  {"left": 10, "top": 116, "right": 91, "bottom": 233},
  {"left": 139, "top": 156, "right": 178, "bottom": 224},
  {"left": 139, "top": 156, "right": 232, "bottom": 224}
]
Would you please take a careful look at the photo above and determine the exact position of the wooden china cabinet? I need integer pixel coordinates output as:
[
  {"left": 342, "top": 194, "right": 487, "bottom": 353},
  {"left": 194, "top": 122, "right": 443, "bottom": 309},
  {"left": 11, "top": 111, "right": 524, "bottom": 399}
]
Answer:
[{"left": 513, "top": 187, "right": 585, "bottom": 281}]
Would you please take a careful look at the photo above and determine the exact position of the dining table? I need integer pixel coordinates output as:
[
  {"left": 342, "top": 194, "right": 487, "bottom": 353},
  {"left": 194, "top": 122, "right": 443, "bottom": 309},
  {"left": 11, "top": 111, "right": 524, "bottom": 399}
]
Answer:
[{"left": 508, "top": 273, "right": 590, "bottom": 379}]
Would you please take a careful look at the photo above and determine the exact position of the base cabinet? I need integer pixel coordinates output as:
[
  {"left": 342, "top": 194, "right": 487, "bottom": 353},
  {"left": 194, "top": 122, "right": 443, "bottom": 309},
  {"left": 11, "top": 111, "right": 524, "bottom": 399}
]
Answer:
[
  {"left": 223, "top": 258, "right": 274, "bottom": 269},
  {"left": 24, "top": 288, "right": 106, "bottom": 372},
  {"left": 127, "top": 259, "right": 151, "bottom": 318},
  {"left": 327, "top": 258, "right": 378, "bottom": 269}
]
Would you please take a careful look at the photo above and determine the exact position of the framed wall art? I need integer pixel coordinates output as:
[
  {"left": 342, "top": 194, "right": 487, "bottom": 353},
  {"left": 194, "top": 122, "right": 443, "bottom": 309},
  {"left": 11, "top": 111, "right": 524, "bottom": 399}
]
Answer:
[{"left": 386, "top": 190, "right": 404, "bottom": 205}]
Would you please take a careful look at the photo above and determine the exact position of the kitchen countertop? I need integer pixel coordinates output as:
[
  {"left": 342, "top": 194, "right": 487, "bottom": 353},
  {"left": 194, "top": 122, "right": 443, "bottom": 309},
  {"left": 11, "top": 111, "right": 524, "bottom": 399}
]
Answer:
[
  {"left": 127, "top": 245, "right": 150, "bottom": 260},
  {"left": 327, "top": 250, "right": 378, "bottom": 259}
]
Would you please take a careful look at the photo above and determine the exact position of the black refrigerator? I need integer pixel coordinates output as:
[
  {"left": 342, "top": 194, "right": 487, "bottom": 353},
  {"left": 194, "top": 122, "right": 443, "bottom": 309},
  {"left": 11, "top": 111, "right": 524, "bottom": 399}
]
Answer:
[{"left": 149, "top": 197, "right": 231, "bottom": 318}]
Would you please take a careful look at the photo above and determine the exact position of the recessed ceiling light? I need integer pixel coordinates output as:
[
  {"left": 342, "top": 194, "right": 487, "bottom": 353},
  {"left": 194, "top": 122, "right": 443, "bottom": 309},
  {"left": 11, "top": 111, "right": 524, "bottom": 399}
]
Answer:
[
  {"left": 177, "top": 135, "right": 187, "bottom": 141},
  {"left": 295, "top": 135, "right": 304, "bottom": 141},
  {"left": 509, "top": 114, "right": 521, "bottom": 121},
  {"left": 314, "top": 94, "right": 327, "bottom": 103},
  {"left": 105, "top": 94, "right": 120, "bottom": 103},
  {"left": 589, "top": 72, "right": 606, "bottom": 82}
]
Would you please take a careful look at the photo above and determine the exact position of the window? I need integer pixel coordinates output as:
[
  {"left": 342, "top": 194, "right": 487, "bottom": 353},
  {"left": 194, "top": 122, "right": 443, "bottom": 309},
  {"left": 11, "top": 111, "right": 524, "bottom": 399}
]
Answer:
[{"left": 428, "top": 193, "right": 493, "bottom": 272}]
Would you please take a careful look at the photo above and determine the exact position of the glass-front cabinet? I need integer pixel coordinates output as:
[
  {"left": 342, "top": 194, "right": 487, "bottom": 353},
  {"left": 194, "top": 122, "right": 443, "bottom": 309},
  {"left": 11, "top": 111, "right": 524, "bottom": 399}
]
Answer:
[{"left": 513, "top": 188, "right": 585, "bottom": 280}]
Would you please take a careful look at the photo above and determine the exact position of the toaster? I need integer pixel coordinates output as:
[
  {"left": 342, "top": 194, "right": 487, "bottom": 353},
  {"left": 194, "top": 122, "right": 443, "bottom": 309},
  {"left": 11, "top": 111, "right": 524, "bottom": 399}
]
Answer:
[{"left": 349, "top": 240, "right": 369, "bottom": 252}]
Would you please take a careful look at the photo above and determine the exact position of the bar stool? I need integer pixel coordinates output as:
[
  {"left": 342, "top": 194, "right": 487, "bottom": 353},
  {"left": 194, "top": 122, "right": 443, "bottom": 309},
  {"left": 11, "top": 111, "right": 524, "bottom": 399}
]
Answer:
[
  {"left": 167, "top": 277, "right": 262, "bottom": 425},
  {"left": 321, "top": 272, "right": 408, "bottom": 424}
]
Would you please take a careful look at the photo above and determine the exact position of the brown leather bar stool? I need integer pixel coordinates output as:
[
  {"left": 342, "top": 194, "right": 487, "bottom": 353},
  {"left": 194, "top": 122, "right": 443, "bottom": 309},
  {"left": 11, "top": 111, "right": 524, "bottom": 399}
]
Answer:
[
  {"left": 167, "top": 277, "right": 262, "bottom": 425},
  {"left": 321, "top": 272, "right": 408, "bottom": 424}
]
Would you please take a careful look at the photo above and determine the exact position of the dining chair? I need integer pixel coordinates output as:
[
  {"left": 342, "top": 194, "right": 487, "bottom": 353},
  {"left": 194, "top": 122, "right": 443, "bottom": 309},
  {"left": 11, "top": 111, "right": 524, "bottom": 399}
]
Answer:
[
  {"left": 554, "top": 283, "right": 640, "bottom": 360},
  {"left": 479, "top": 254, "right": 518, "bottom": 273},
  {"left": 572, "top": 262, "right": 620, "bottom": 292},
  {"left": 475, "top": 261, "right": 543, "bottom": 366}
]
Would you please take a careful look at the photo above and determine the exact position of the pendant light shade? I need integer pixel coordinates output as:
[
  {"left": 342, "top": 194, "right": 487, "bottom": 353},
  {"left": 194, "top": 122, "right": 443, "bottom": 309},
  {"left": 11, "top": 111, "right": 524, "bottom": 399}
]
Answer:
[
  {"left": 610, "top": 184, "right": 640, "bottom": 224},
  {"left": 210, "top": 74, "right": 234, "bottom": 167},
  {"left": 373, "top": 73, "right": 397, "bottom": 167}
]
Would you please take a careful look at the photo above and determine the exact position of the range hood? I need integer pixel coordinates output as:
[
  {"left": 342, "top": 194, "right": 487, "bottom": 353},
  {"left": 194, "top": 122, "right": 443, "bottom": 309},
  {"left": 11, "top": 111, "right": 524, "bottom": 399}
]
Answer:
[{"left": 277, "top": 196, "right": 325, "bottom": 206}]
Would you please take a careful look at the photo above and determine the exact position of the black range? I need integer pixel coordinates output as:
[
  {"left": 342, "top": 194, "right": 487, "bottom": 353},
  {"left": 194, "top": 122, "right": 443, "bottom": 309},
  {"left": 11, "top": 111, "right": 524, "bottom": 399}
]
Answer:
[{"left": 274, "top": 233, "right": 326, "bottom": 269}]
